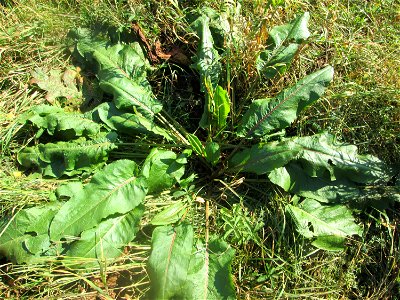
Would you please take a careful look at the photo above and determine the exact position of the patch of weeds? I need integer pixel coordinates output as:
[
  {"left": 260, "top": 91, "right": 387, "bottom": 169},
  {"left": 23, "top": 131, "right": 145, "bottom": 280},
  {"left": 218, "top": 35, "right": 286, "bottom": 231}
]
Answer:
[
  {"left": 218, "top": 202, "right": 264, "bottom": 246},
  {"left": 0, "top": 1, "right": 399, "bottom": 299},
  {"left": 298, "top": 85, "right": 400, "bottom": 165}
]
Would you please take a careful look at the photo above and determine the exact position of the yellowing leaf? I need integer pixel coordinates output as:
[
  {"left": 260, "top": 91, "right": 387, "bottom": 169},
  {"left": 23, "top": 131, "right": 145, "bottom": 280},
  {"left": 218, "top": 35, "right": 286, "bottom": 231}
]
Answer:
[
  {"left": 30, "top": 68, "right": 81, "bottom": 104},
  {"left": 12, "top": 171, "right": 22, "bottom": 178}
]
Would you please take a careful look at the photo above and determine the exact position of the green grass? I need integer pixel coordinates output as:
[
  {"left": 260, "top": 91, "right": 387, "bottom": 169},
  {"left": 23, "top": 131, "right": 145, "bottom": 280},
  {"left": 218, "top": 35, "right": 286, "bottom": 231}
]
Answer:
[{"left": 1, "top": 0, "right": 399, "bottom": 299}]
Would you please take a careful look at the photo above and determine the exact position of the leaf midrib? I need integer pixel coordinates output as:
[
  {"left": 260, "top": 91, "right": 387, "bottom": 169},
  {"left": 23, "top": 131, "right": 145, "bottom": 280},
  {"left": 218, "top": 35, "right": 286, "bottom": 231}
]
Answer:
[
  {"left": 102, "top": 82, "right": 155, "bottom": 116},
  {"left": 163, "top": 229, "right": 177, "bottom": 298}
]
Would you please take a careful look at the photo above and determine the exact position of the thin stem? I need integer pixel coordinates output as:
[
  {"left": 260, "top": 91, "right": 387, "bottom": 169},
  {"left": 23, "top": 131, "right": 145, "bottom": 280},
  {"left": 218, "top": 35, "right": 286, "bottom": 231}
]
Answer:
[
  {"left": 115, "top": 142, "right": 188, "bottom": 148},
  {"left": 205, "top": 198, "right": 209, "bottom": 248},
  {"left": 156, "top": 110, "right": 190, "bottom": 145}
]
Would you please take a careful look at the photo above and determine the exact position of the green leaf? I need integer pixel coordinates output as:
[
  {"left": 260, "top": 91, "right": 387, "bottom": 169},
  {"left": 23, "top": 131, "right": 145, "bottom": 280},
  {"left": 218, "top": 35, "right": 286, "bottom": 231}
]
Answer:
[
  {"left": 191, "top": 16, "right": 225, "bottom": 130},
  {"left": 293, "top": 133, "right": 393, "bottom": 184},
  {"left": 205, "top": 141, "right": 221, "bottom": 166},
  {"left": 190, "top": 7, "right": 230, "bottom": 50},
  {"left": 270, "top": 163, "right": 395, "bottom": 209},
  {"left": 148, "top": 223, "right": 194, "bottom": 299},
  {"left": 183, "top": 238, "right": 236, "bottom": 300},
  {"left": 178, "top": 173, "right": 197, "bottom": 190},
  {"left": 141, "top": 148, "right": 188, "bottom": 194},
  {"left": 0, "top": 203, "right": 61, "bottom": 264},
  {"left": 65, "top": 205, "right": 144, "bottom": 267},
  {"left": 215, "top": 87, "right": 230, "bottom": 127},
  {"left": 147, "top": 224, "right": 236, "bottom": 300},
  {"left": 86, "top": 102, "right": 173, "bottom": 140},
  {"left": 286, "top": 198, "right": 362, "bottom": 250},
  {"left": 228, "top": 139, "right": 302, "bottom": 174},
  {"left": 54, "top": 181, "right": 84, "bottom": 201},
  {"left": 311, "top": 235, "right": 349, "bottom": 251},
  {"left": 50, "top": 159, "right": 147, "bottom": 241},
  {"left": 230, "top": 133, "right": 392, "bottom": 184},
  {"left": 192, "top": 16, "right": 221, "bottom": 95},
  {"left": 268, "top": 163, "right": 364, "bottom": 203},
  {"left": 21, "top": 105, "right": 101, "bottom": 140},
  {"left": 256, "top": 12, "right": 310, "bottom": 79},
  {"left": 72, "top": 29, "right": 162, "bottom": 117},
  {"left": 17, "top": 134, "right": 117, "bottom": 178},
  {"left": 188, "top": 133, "right": 206, "bottom": 157},
  {"left": 199, "top": 85, "right": 231, "bottom": 131},
  {"left": 237, "top": 66, "right": 334, "bottom": 137},
  {"left": 30, "top": 68, "right": 81, "bottom": 103},
  {"left": 150, "top": 201, "right": 187, "bottom": 226}
]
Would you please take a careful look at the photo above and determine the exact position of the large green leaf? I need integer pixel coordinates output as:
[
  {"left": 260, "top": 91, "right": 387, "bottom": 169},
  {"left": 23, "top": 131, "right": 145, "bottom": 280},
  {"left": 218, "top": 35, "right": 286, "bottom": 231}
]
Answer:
[
  {"left": 286, "top": 199, "right": 362, "bottom": 250},
  {"left": 183, "top": 238, "right": 236, "bottom": 300},
  {"left": 54, "top": 181, "right": 84, "bottom": 201},
  {"left": 21, "top": 105, "right": 101, "bottom": 140},
  {"left": 293, "top": 133, "right": 393, "bottom": 184},
  {"left": 86, "top": 102, "right": 173, "bottom": 140},
  {"left": 270, "top": 162, "right": 397, "bottom": 208},
  {"left": 256, "top": 12, "right": 310, "bottom": 79},
  {"left": 270, "top": 163, "right": 396, "bottom": 209},
  {"left": 72, "top": 29, "right": 162, "bottom": 118},
  {"left": 141, "top": 148, "right": 189, "bottom": 194},
  {"left": 228, "top": 139, "right": 302, "bottom": 174},
  {"left": 191, "top": 16, "right": 225, "bottom": 130},
  {"left": 190, "top": 4, "right": 243, "bottom": 50},
  {"left": 50, "top": 159, "right": 147, "bottom": 241},
  {"left": 148, "top": 223, "right": 194, "bottom": 299},
  {"left": 192, "top": 16, "right": 221, "bottom": 95},
  {"left": 0, "top": 203, "right": 61, "bottom": 263},
  {"left": 65, "top": 205, "right": 144, "bottom": 267},
  {"left": 230, "top": 133, "right": 392, "bottom": 184},
  {"left": 237, "top": 66, "right": 334, "bottom": 137},
  {"left": 147, "top": 224, "right": 236, "bottom": 299},
  {"left": 17, "top": 134, "right": 117, "bottom": 178},
  {"left": 269, "top": 163, "right": 364, "bottom": 203}
]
